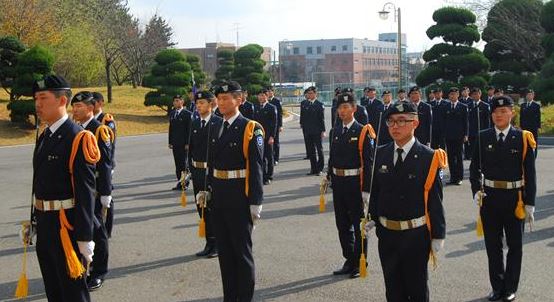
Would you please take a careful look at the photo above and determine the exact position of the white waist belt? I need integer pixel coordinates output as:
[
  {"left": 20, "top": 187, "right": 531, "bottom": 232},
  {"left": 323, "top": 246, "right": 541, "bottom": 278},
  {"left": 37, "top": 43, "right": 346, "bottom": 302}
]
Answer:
[
  {"left": 213, "top": 169, "right": 247, "bottom": 179},
  {"left": 379, "top": 216, "right": 426, "bottom": 231},
  {"left": 484, "top": 179, "right": 524, "bottom": 189},
  {"left": 34, "top": 199, "right": 75, "bottom": 211},
  {"left": 332, "top": 168, "right": 361, "bottom": 177}
]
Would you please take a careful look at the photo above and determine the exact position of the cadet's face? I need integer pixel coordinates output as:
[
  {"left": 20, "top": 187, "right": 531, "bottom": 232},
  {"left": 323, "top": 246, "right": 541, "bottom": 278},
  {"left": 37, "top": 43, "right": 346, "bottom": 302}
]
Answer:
[
  {"left": 388, "top": 113, "right": 419, "bottom": 144},
  {"left": 462, "top": 90, "right": 469, "bottom": 97},
  {"left": 93, "top": 100, "right": 102, "bottom": 113},
  {"left": 267, "top": 91, "right": 274, "bottom": 98},
  {"left": 173, "top": 98, "right": 184, "bottom": 109},
  {"left": 35, "top": 91, "right": 67, "bottom": 124},
  {"left": 434, "top": 92, "right": 442, "bottom": 100},
  {"left": 399, "top": 92, "right": 406, "bottom": 99},
  {"left": 526, "top": 93, "right": 534, "bottom": 101},
  {"left": 367, "top": 91, "right": 376, "bottom": 99},
  {"left": 337, "top": 103, "right": 356, "bottom": 122},
  {"left": 217, "top": 93, "right": 241, "bottom": 116},
  {"left": 409, "top": 91, "right": 420, "bottom": 102},
  {"left": 492, "top": 106, "right": 513, "bottom": 130},
  {"left": 383, "top": 94, "right": 392, "bottom": 104},
  {"left": 470, "top": 92, "right": 481, "bottom": 100},
  {"left": 71, "top": 102, "right": 94, "bottom": 123},
  {"left": 488, "top": 89, "right": 495, "bottom": 96},
  {"left": 195, "top": 99, "right": 211, "bottom": 116},
  {"left": 257, "top": 93, "right": 268, "bottom": 103},
  {"left": 306, "top": 91, "right": 316, "bottom": 100},
  {"left": 449, "top": 92, "right": 459, "bottom": 101}
]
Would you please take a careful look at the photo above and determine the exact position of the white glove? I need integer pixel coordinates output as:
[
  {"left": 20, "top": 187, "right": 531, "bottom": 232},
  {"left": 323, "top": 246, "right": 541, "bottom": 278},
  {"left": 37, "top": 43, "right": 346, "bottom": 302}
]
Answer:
[
  {"left": 364, "top": 220, "right": 375, "bottom": 235},
  {"left": 77, "top": 241, "right": 95, "bottom": 264},
  {"left": 362, "top": 192, "right": 370, "bottom": 212},
  {"left": 473, "top": 191, "right": 486, "bottom": 206},
  {"left": 100, "top": 195, "right": 112, "bottom": 208},
  {"left": 525, "top": 205, "right": 535, "bottom": 224},
  {"left": 432, "top": 239, "right": 445, "bottom": 254},
  {"left": 195, "top": 191, "right": 211, "bottom": 207},
  {"left": 250, "top": 205, "right": 263, "bottom": 225},
  {"left": 19, "top": 222, "right": 36, "bottom": 245}
]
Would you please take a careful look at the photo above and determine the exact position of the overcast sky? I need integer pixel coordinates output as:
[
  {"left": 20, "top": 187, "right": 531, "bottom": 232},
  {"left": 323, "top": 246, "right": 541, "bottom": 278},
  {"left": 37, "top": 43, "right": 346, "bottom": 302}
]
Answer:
[{"left": 127, "top": 0, "right": 460, "bottom": 54}]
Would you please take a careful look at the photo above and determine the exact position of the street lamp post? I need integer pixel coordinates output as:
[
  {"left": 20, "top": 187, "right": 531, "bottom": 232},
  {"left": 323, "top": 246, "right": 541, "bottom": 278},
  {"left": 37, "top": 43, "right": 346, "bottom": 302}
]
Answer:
[{"left": 378, "top": 2, "right": 402, "bottom": 90}]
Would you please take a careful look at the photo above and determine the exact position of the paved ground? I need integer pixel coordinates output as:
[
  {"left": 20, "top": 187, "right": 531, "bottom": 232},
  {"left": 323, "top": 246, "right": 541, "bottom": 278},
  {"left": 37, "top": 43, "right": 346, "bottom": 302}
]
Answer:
[{"left": 1, "top": 111, "right": 554, "bottom": 302}]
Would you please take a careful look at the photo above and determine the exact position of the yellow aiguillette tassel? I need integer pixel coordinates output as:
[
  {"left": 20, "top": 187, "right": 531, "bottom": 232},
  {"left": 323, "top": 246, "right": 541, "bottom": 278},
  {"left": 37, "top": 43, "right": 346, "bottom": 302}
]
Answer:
[
  {"left": 198, "top": 206, "right": 206, "bottom": 238},
  {"left": 180, "top": 171, "right": 187, "bottom": 208},
  {"left": 359, "top": 218, "right": 367, "bottom": 278},
  {"left": 14, "top": 227, "right": 29, "bottom": 298}
]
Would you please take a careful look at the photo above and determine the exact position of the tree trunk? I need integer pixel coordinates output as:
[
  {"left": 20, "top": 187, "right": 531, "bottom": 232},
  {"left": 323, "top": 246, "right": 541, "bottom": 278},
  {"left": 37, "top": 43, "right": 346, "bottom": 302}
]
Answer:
[{"left": 106, "top": 60, "right": 113, "bottom": 103}]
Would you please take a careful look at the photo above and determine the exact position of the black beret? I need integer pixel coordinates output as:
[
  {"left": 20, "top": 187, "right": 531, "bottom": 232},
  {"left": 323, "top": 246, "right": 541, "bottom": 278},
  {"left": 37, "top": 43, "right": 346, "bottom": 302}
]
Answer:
[
  {"left": 382, "top": 90, "right": 391, "bottom": 96},
  {"left": 70, "top": 91, "right": 95, "bottom": 105},
  {"left": 494, "top": 88, "right": 503, "bottom": 94},
  {"left": 491, "top": 96, "right": 514, "bottom": 111},
  {"left": 260, "top": 88, "right": 270, "bottom": 94},
  {"left": 334, "top": 87, "right": 342, "bottom": 93},
  {"left": 173, "top": 94, "right": 183, "bottom": 99},
  {"left": 306, "top": 86, "right": 317, "bottom": 92},
  {"left": 408, "top": 86, "right": 420, "bottom": 95},
  {"left": 336, "top": 93, "right": 355, "bottom": 106},
  {"left": 470, "top": 87, "right": 481, "bottom": 94},
  {"left": 33, "top": 75, "right": 71, "bottom": 94},
  {"left": 195, "top": 90, "right": 215, "bottom": 101},
  {"left": 214, "top": 80, "right": 242, "bottom": 96},
  {"left": 525, "top": 88, "right": 535, "bottom": 94},
  {"left": 448, "top": 87, "right": 459, "bottom": 93},
  {"left": 398, "top": 89, "right": 406, "bottom": 93},
  {"left": 92, "top": 92, "right": 104, "bottom": 102},
  {"left": 365, "top": 87, "right": 376, "bottom": 92},
  {"left": 267, "top": 86, "right": 275, "bottom": 91},
  {"left": 433, "top": 88, "right": 442, "bottom": 93},
  {"left": 384, "top": 101, "right": 418, "bottom": 119},
  {"left": 487, "top": 86, "right": 495, "bottom": 90},
  {"left": 341, "top": 87, "right": 354, "bottom": 94}
]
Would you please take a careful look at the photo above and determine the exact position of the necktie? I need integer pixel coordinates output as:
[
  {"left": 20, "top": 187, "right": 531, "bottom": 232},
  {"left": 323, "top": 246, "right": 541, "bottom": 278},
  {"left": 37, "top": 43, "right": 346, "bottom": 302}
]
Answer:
[
  {"left": 384, "top": 105, "right": 388, "bottom": 110},
  {"left": 498, "top": 132, "right": 504, "bottom": 143},
  {"left": 38, "top": 128, "right": 52, "bottom": 153},
  {"left": 220, "top": 121, "right": 230, "bottom": 138},
  {"left": 451, "top": 103, "right": 455, "bottom": 111},
  {"left": 201, "top": 120, "right": 206, "bottom": 129},
  {"left": 395, "top": 148, "right": 404, "bottom": 168},
  {"left": 342, "top": 126, "right": 348, "bottom": 135}
]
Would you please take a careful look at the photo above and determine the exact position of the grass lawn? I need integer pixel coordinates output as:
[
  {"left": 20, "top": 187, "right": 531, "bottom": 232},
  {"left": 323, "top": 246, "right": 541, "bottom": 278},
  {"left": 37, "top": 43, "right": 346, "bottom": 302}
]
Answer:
[{"left": 0, "top": 85, "right": 168, "bottom": 146}]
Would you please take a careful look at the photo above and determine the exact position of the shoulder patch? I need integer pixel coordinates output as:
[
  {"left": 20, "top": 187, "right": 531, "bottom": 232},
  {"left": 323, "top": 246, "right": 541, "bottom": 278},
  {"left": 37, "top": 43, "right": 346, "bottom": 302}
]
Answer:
[{"left": 257, "top": 136, "right": 264, "bottom": 146}]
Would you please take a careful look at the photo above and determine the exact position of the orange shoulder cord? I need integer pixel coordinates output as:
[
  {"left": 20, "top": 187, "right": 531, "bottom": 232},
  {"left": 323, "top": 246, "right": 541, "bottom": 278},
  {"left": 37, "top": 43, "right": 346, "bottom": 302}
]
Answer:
[
  {"left": 424, "top": 149, "right": 447, "bottom": 269},
  {"left": 515, "top": 131, "right": 537, "bottom": 219},
  {"left": 357, "top": 124, "right": 376, "bottom": 279},
  {"left": 61, "top": 130, "right": 100, "bottom": 279},
  {"left": 243, "top": 121, "right": 264, "bottom": 197}
]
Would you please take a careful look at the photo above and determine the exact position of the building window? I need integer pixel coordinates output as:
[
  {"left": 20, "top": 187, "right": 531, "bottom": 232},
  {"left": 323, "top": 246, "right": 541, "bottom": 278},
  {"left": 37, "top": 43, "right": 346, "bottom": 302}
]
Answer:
[
  {"left": 293, "top": 47, "right": 299, "bottom": 55},
  {"left": 316, "top": 46, "right": 322, "bottom": 54},
  {"left": 331, "top": 45, "right": 337, "bottom": 51},
  {"left": 307, "top": 47, "right": 313, "bottom": 54},
  {"left": 207, "top": 54, "right": 214, "bottom": 58},
  {"left": 342, "top": 45, "right": 348, "bottom": 51}
]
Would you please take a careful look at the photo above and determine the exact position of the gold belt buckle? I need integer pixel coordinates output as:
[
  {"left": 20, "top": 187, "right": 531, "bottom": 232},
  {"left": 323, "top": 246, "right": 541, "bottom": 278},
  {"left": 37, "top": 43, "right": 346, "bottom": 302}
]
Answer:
[
  {"left": 336, "top": 169, "right": 345, "bottom": 177},
  {"left": 215, "top": 170, "right": 227, "bottom": 179},
  {"left": 495, "top": 180, "right": 508, "bottom": 189}
]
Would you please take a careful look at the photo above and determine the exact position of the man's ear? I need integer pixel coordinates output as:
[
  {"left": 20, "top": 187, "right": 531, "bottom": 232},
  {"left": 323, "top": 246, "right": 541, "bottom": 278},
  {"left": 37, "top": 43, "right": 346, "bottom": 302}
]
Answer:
[{"left": 413, "top": 118, "right": 420, "bottom": 129}]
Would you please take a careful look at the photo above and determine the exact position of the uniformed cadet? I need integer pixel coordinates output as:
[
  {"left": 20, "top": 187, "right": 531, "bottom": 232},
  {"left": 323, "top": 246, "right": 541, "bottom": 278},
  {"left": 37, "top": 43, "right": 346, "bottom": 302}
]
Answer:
[
  {"left": 397, "top": 88, "right": 407, "bottom": 103},
  {"left": 469, "top": 95, "right": 536, "bottom": 302},
  {"left": 92, "top": 92, "right": 116, "bottom": 237},
  {"left": 212, "top": 94, "right": 223, "bottom": 117},
  {"left": 459, "top": 86, "right": 472, "bottom": 106},
  {"left": 441, "top": 87, "right": 468, "bottom": 185},
  {"left": 367, "top": 101, "right": 446, "bottom": 302},
  {"left": 408, "top": 86, "right": 433, "bottom": 146},
  {"left": 253, "top": 89, "right": 278, "bottom": 185},
  {"left": 300, "top": 89, "right": 310, "bottom": 160},
  {"left": 300, "top": 86, "right": 326, "bottom": 175},
  {"left": 209, "top": 80, "right": 264, "bottom": 302},
  {"left": 364, "top": 87, "right": 384, "bottom": 132},
  {"left": 467, "top": 88, "right": 491, "bottom": 161},
  {"left": 239, "top": 90, "right": 255, "bottom": 120},
  {"left": 339, "top": 87, "right": 369, "bottom": 126},
  {"left": 70, "top": 92, "right": 114, "bottom": 291},
  {"left": 483, "top": 86, "right": 496, "bottom": 104},
  {"left": 190, "top": 90, "right": 222, "bottom": 258},
  {"left": 168, "top": 95, "right": 192, "bottom": 190},
  {"left": 360, "top": 87, "right": 371, "bottom": 107},
  {"left": 429, "top": 88, "right": 447, "bottom": 150},
  {"left": 267, "top": 87, "right": 283, "bottom": 164},
  {"left": 378, "top": 90, "right": 393, "bottom": 146},
  {"left": 519, "top": 89, "right": 541, "bottom": 157},
  {"left": 25, "top": 75, "right": 98, "bottom": 301},
  {"left": 327, "top": 93, "right": 374, "bottom": 279}
]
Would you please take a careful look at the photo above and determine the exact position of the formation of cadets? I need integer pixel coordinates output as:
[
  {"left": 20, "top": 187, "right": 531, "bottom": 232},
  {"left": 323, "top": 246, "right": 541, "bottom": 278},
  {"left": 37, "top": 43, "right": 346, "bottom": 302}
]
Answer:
[{"left": 20, "top": 73, "right": 539, "bottom": 302}]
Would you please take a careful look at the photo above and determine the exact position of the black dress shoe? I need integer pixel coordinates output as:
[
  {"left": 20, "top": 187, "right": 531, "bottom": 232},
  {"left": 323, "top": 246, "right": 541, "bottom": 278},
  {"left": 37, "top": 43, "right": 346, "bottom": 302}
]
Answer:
[
  {"left": 171, "top": 182, "right": 182, "bottom": 191},
  {"left": 206, "top": 248, "right": 218, "bottom": 258},
  {"left": 503, "top": 292, "right": 516, "bottom": 301},
  {"left": 195, "top": 245, "right": 211, "bottom": 257},
  {"left": 87, "top": 277, "right": 103, "bottom": 291},
  {"left": 332, "top": 265, "right": 353, "bottom": 275},
  {"left": 349, "top": 268, "right": 360, "bottom": 279},
  {"left": 455, "top": 180, "right": 463, "bottom": 185},
  {"left": 303, "top": 157, "right": 309, "bottom": 160},
  {"left": 488, "top": 291, "right": 503, "bottom": 301},
  {"left": 263, "top": 180, "right": 271, "bottom": 185}
]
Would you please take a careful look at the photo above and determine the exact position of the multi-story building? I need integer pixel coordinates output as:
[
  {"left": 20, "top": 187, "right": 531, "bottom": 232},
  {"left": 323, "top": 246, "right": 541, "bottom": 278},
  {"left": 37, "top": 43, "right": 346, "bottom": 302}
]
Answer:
[
  {"left": 279, "top": 36, "right": 407, "bottom": 89},
  {"left": 180, "top": 42, "right": 272, "bottom": 80}
]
